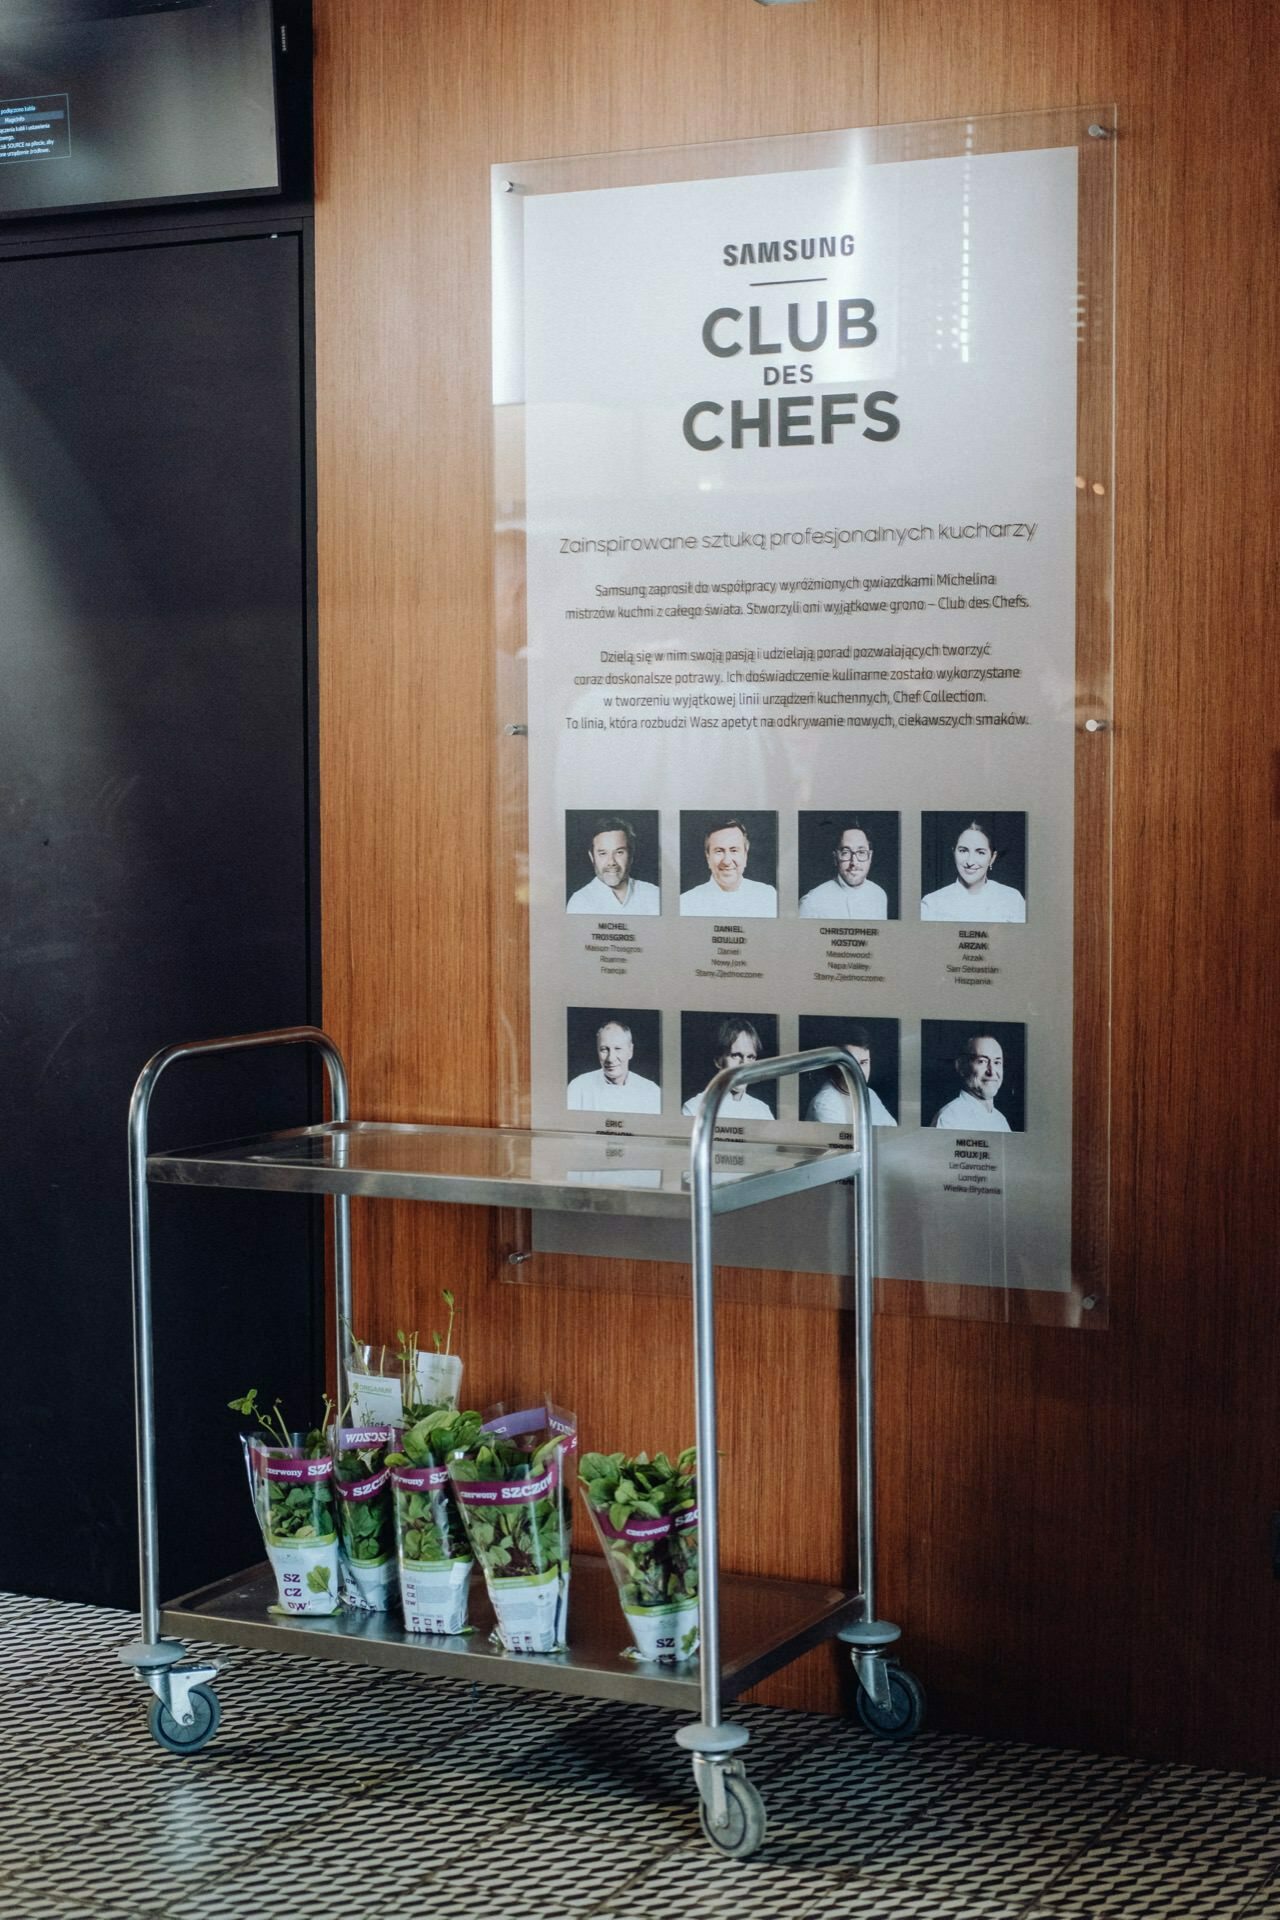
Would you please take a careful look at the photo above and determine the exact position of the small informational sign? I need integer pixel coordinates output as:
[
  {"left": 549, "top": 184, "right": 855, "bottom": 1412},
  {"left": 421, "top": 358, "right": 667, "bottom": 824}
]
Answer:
[
  {"left": 0, "top": 96, "right": 70, "bottom": 165},
  {"left": 497, "top": 120, "right": 1110, "bottom": 1298}
]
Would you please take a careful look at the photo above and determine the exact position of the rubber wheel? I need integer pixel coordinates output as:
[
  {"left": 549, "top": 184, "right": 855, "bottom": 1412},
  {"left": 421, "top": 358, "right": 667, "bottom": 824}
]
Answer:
[
  {"left": 149, "top": 1684, "right": 222, "bottom": 1755},
  {"left": 854, "top": 1664, "right": 926, "bottom": 1740},
  {"left": 699, "top": 1771, "right": 767, "bottom": 1859}
]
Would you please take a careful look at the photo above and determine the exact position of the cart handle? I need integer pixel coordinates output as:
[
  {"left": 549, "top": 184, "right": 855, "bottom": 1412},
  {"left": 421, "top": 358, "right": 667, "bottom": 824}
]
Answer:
[
  {"left": 688, "top": 1045, "right": 876, "bottom": 1733},
  {"left": 127, "top": 1026, "right": 352, "bottom": 1650}
]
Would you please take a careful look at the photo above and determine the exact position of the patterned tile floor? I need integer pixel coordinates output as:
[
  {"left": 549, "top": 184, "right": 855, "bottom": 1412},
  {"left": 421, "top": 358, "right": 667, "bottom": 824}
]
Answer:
[{"left": 1, "top": 1591, "right": 1277, "bottom": 1920}]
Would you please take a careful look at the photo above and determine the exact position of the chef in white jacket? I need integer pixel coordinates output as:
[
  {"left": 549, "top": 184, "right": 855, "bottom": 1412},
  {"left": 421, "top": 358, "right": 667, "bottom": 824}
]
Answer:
[
  {"left": 682, "top": 1018, "right": 774, "bottom": 1119},
  {"left": 920, "top": 820, "right": 1025, "bottom": 922},
  {"left": 799, "top": 821, "right": 889, "bottom": 919},
  {"left": 680, "top": 817, "right": 777, "bottom": 917},
  {"left": 566, "top": 816, "right": 661, "bottom": 914},
  {"left": 804, "top": 1025, "right": 897, "bottom": 1126},
  {"left": 930, "top": 1032, "right": 1012, "bottom": 1130},
  {"left": 567, "top": 1019, "right": 662, "bottom": 1113}
]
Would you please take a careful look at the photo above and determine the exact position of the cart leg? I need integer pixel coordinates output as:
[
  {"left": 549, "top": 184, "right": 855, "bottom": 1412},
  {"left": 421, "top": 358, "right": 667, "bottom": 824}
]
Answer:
[{"left": 120, "top": 1028, "right": 349, "bottom": 1727}]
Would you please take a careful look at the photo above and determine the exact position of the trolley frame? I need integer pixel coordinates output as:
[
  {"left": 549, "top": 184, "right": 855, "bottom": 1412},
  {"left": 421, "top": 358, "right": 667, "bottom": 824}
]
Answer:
[{"left": 119, "top": 1025, "right": 911, "bottom": 1853}]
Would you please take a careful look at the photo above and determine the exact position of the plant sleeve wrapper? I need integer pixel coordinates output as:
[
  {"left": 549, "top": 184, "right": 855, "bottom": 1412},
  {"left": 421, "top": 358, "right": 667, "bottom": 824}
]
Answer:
[
  {"left": 390, "top": 1455, "right": 473, "bottom": 1635},
  {"left": 449, "top": 1403, "right": 577, "bottom": 1653},
  {"left": 242, "top": 1436, "right": 341, "bottom": 1616},
  {"left": 329, "top": 1425, "right": 398, "bottom": 1613},
  {"left": 583, "top": 1490, "right": 700, "bottom": 1663}
]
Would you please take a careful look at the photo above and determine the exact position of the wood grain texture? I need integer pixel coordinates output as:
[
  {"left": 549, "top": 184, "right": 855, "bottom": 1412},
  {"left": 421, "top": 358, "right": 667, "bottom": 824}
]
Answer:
[{"left": 316, "top": 0, "right": 1280, "bottom": 1766}]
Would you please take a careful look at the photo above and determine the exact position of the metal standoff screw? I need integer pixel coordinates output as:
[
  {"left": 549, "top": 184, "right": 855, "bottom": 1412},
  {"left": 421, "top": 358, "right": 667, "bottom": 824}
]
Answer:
[
  {"left": 504, "top": 180, "right": 523, "bottom": 193},
  {"left": 1087, "top": 124, "right": 1114, "bottom": 139},
  {"left": 1083, "top": 718, "right": 1109, "bottom": 734},
  {"left": 507, "top": 1249, "right": 533, "bottom": 1266},
  {"left": 504, "top": 723, "right": 528, "bottom": 736},
  {"left": 1082, "top": 1294, "right": 1100, "bottom": 1310}
]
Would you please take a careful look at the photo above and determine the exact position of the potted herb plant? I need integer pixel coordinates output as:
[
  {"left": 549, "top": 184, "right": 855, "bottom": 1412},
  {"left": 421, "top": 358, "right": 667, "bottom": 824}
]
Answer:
[
  {"left": 448, "top": 1404, "right": 577, "bottom": 1654},
  {"left": 346, "top": 1291, "right": 462, "bottom": 1426},
  {"left": 385, "top": 1405, "right": 480, "bottom": 1634},
  {"left": 328, "top": 1424, "right": 398, "bottom": 1612},
  {"left": 230, "top": 1389, "right": 341, "bottom": 1617},
  {"left": 578, "top": 1447, "right": 700, "bottom": 1663}
]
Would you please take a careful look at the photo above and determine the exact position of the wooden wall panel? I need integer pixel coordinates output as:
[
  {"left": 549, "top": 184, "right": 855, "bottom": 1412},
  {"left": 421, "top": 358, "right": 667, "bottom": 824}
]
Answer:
[{"left": 315, "top": 0, "right": 1280, "bottom": 1769}]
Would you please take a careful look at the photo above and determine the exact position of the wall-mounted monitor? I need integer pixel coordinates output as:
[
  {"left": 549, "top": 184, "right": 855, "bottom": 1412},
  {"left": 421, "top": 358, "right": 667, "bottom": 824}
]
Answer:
[{"left": 0, "top": 0, "right": 280, "bottom": 218}]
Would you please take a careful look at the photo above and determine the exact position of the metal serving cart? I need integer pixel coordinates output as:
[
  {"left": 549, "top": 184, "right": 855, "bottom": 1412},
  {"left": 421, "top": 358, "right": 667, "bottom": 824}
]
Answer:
[{"left": 120, "top": 1026, "right": 923, "bottom": 1859}]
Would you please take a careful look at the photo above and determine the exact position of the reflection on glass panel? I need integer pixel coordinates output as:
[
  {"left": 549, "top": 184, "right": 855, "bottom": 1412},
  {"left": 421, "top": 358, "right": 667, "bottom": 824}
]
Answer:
[{"left": 493, "top": 109, "right": 1114, "bottom": 1325}]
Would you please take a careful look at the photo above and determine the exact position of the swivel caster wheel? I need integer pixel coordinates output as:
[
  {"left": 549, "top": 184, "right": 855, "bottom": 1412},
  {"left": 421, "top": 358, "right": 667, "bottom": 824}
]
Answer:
[
  {"left": 854, "top": 1663, "right": 926, "bottom": 1740},
  {"left": 699, "top": 1769, "right": 767, "bottom": 1859},
  {"left": 149, "top": 1684, "right": 221, "bottom": 1755}
]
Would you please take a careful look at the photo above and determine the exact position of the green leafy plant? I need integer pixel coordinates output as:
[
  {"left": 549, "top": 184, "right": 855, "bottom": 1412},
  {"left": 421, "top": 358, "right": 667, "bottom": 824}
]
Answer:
[
  {"left": 386, "top": 1406, "right": 479, "bottom": 1564},
  {"left": 230, "top": 1388, "right": 338, "bottom": 1545},
  {"left": 260, "top": 1473, "right": 333, "bottom": 1547},
  {"left": 389, "top": 1288, "right": 460, "bottom": 1405},
  {"left": 579, "top": 1448, "right": 699, "bottom": 1612},
  {"left": 228, "top": 1387, "right": 336, "bottom": 1456},
  {"left": 433, "top": 1288, "right": 457, "bottom": 1356},
  {"left": 388, "top": 1405, "right": 482, "bottom": 1469},
  {"left": 393, "top": 1328, "right": 419, "bottom": 1406},
  {"left": 332, "top": 1430, "right": 395, "bottom": 1566},
  {"left": 449, "top": 1427, "right": 573, "bottom": 1584}
]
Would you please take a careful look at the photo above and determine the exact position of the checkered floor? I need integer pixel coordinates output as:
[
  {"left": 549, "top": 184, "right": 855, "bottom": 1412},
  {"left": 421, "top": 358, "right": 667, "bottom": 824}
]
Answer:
[{"left": 1, "top": 1591, "right": 1277, "bottom": 1920}]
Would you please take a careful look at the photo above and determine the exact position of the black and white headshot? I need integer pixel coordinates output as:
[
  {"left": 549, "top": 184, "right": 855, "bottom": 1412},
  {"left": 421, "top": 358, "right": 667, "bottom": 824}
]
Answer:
[
  {"left": 564, "top": 811, "right": 661, "bottom": 914},
  {"left": 920, "top": 812, "right": 1027, "bottom": 923},
  {"left": 565, "top": 1007, "right": 662, "bottom": 1114},
  {"left": 798, "top": 812, "right": 899, "bottom": 920},
  {"left": 679, "top": 812, "right": 778, "bottom": 917},
  {"left": 680, "top": 1011, "right": 779, "bottom": 1120},
  {"left": 921, "top": 1020, "right": 1026, "bottom": 1132},
  {"left": 798, "top": 1015, "right": 900, "bottom": 1127}
]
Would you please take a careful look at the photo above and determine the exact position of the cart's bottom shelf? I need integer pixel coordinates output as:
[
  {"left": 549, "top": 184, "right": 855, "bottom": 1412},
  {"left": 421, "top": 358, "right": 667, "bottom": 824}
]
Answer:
[{"left": 162, "top": 1553, "right": 862, "bottom": 1709}]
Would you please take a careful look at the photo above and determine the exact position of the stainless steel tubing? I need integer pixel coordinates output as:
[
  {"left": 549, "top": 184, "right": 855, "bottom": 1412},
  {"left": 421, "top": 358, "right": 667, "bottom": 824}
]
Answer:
[
  {"left": 687, "top": 1085, "right": 725, "bottom": 1729},
  {"left": 127, "top": 1026, "right": 350, "bottom": 1649},
  {"left": 835, "top": 1050, "right": 877, "bottom": 1627},
  {"left": 687, "top": 1044, "right": 874, "bottom": 1732}
]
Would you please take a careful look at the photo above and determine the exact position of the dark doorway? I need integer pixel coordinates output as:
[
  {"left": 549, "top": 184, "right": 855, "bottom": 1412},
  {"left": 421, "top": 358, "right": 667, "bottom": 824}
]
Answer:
[{"left": 0, "top": 231, "right": 320, "bottom": 1608}]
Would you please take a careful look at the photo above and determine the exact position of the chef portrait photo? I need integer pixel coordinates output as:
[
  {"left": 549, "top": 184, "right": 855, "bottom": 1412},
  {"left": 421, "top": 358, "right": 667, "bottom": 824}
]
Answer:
[
  {"left": 921, "top": 1019, "right": 1026, "bottom": 1132},
  {"left": 678, "top": 811, "right": 778, "bottom": 917},
  {"left": 797, "top": 811, "right": 900, "bottom": 920},
  {"left": 919, "top": 811, "right": 1027, "bottom": 922},
  {"left": 565, "top": 1007, "right": 662, "bottom": 1114},
  {"left": 680, "top": 1011, "right": 779, "bottom": 1120},
  {"left": 797, "top": 1015, "right": 900, "bottom": 1127},
  {"left": 564, "top": 810, "right": 661, "bottom": 914}
]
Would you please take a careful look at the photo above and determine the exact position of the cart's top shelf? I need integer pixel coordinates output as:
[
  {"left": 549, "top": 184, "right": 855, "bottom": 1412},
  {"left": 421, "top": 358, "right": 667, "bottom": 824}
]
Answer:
[{"left": 146, "top": 1120, "right": 861, "bottom": 1216}]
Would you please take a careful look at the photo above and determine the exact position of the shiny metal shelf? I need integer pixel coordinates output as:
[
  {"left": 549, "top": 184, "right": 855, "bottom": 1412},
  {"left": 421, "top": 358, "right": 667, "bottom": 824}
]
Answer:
[
  {"left": 162, "top": 1553, "right": 861, "bottom": 1710},
  {"left": 147, "top": 1119, "right": 860, "bottom": 1216},
  {"left": 128, "top": 1030, "right": 889, "bottom": 1822}
]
